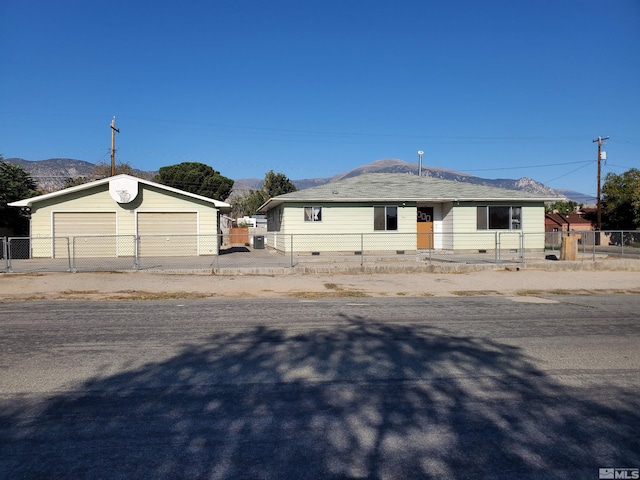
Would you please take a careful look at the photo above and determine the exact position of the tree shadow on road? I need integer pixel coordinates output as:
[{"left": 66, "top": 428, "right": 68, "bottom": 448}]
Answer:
[{"left": 1, "top": 316, "right": 638, "bottom": 479}]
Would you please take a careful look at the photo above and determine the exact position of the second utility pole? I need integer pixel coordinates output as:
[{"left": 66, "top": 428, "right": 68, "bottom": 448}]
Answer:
[
  {"left": 110, "top": 116, "right": 120, "bottom": 176},
  {"left": 592, "top": 135, "right": 609, "bottom": 234}
]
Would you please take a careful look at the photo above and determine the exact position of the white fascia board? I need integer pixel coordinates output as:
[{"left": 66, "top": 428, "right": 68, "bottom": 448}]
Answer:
[{"left": 257, "top": 196, "right": 562, "bottom": 210}]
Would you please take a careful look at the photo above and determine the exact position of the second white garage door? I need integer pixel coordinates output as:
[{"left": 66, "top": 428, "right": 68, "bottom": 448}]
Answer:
[{"left": 137, "top": 212, "right": 198, "bottom": 256}]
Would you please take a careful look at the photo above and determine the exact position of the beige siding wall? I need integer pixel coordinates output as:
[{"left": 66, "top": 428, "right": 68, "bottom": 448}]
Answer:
[
  {"left": 440, "top": 203, "right": 454, "bottom": 249},
  {"left": 451, "top": 202, "right": 546, "bottom": 251},
  {"left": 28, "top": 183, "right": 220, "bottom": 257},
  {"left": 267, "top": 200, "right": 547, "bottom": 253},
  {"left": 276, "top": 203, "right": 417, "bottom": 252},
  {"left": 281, "top": 203, "right": 415, "bottom": 234}
]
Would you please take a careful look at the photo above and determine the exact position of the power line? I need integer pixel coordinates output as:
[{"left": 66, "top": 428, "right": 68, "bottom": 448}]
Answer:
[
  {"left": 541, "top": 162, "right": 594, "bottom": 187},
  {"left": 465, "top": 160, "right": 592, "bottom": 173}
]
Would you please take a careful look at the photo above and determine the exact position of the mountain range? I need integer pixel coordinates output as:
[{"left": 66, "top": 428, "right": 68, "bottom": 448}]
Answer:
[{"left": 4, "top": 157, "right": 596, "bottom": 204}]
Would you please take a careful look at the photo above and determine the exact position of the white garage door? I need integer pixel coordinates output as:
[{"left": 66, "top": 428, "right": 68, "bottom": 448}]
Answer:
[
  {"left": 53, "top": 212, "right": 117, "bottom": 257},
  {"left": 137, "top": 212, "right": 198, "bottom": 256}
]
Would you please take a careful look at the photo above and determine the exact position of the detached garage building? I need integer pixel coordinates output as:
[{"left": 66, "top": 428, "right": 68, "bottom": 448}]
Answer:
[{"left": 9, "top": 174, "right": 231, "bottom": 258}]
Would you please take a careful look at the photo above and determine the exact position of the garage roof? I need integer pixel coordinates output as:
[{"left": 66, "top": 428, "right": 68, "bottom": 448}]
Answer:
[{"left": 8, "top": 174, "right": 232, "bottom": 212}]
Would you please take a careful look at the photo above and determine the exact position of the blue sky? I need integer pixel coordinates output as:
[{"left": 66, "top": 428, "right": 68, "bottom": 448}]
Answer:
[{"left": 1, "top": 0, "right": 638, "bottom": 195}]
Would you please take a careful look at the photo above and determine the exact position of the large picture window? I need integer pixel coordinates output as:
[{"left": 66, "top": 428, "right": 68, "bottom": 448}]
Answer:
[
  {"left": 304, "top": 206, "right": 322, "bottom": 222},
  {"left": 374, "top": 206, "right": 398, "bottom": 231},
  {"left": 477, "top": 206, "right": 521, "bottom": 230}
]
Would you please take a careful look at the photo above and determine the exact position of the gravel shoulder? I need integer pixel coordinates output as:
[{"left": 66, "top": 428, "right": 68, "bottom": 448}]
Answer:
[{"left": 1, "top": 268, "right": 639, "bottom": 301}]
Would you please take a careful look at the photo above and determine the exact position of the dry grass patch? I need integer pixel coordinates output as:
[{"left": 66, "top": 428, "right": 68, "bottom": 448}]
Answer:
[
  {"left": 289, "top": 282, "right": 370, "bottom": 298},
  {"left": 289, "top": 291, "right": 370, "bottom": 298},
  {"left": 61, "top": 290, "right": 100, "bottom": 295},
  {"left": 451, "top": 290, "right": 502, "bottom": 297},
  {"left": 547, "top": 289, "right": 578, "bottom": 295},
  {"left": 109, "top": 290, "right": 215, "bottom": 300},
  {"left": 516, "top": 290, "right": 544, "bottom": 296}
]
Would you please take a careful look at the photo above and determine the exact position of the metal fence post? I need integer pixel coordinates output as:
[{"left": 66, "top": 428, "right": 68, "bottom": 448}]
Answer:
[
  {"left": 361, "top": 234, "right": 364, "bottom": 267},
  {"left": 495, "top": 232, "right": 499, "bottom": 263},
  {"left": 2, "top": 237, "right": 7, "bottom": 273},
  {"left": 4, "top": 237, "right": 10, "bottom": 273},
  {"left": 290, "top": 234, "right": 294, "bottom": 268},
  {"left": 134, "top": 235, "right": 140, "bottom": 270},
  {"left": 215, "top": 234, "right": 220, "bottom": 271},
  {"left": 621, "top": 230, "right": 625, "bottom": 257},
  {"left": 520, "top": 232, "right": 525, "bottom": 263},
  {"left": 70, "top": 237, "right": 75, "bottom": 272}
]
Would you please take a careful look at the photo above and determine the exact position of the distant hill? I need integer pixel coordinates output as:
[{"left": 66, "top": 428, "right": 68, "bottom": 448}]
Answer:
[
  {"left": 4, "top": 158, "right": 153, "bottom": 192},
  {"left": 239, "top": 158, "right": 566, "bottom": 199},
  {"left": 324, "top": 159, "right": 562, "bottom": 197},
  {"left": 8, "top": 157, "right": 594, "bottom": 203},
  {"left": 555, "top": 189, "right": 597, "bottom": 205}
]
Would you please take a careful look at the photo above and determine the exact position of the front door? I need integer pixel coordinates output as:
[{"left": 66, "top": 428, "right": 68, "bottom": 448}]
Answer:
[{"left": 417, "top": 206, "right": 434, "bottom": 249}]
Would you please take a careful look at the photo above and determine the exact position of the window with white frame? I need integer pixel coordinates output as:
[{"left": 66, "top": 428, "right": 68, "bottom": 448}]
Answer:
[
  {"left": 374, "top": 206, "right": 398, "bottom": 231},
  {"left": 477, "top": 206, "right": 521, "bottom": 230},
  {"left": 304, "top": 206, "right": 322, "bottom": 222}
]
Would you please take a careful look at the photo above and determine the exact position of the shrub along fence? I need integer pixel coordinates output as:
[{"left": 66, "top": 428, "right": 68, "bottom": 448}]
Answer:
[{"left": 2, "top": 231, "right": 639, "bottom": 274}]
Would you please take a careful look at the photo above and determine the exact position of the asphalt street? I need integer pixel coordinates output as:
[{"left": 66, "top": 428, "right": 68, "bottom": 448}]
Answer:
[{"left": 1, "top": 295, "right": 639, "bottom": 479}]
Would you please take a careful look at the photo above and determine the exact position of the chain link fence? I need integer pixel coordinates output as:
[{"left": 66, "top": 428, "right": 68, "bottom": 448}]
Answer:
[{"left": 2, "top": 231, "right": 639, "bottom": 273}]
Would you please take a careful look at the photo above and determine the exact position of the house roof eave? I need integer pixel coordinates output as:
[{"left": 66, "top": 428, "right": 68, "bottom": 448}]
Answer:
[{"left": 258, "top": 196, "right": 563, "bottom": 211}]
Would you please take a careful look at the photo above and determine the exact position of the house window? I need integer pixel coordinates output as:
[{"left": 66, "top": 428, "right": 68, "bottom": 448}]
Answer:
[
  {"left": 374, "top": 206, "right": 398, "bottom": 231},
  {"left": 477, "top": 206, "right": 521, "bottom": 230},
  {"left": 304, "top": 206, "right": 322, "bottom": 222}
]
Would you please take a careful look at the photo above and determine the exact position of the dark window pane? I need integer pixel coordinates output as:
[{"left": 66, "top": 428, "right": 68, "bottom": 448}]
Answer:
[
  {"left": 488, "top": 206, "right": 510, "bottom": 229},
  {"left": 386, "top": 206, "right": 398, "bottom": 230}
]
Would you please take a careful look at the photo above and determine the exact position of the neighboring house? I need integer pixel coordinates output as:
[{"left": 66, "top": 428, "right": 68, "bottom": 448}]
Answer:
[
  {"left": 545, "top": 213, "right": 593, "bottom": 232},
  {"left": 8, "top": 174, "right": 231, "bottom": 257},
  {"left": 257, "top": 173, "right": 562, "bottom": 254},
  {"left": 236, "top": 215, "right": 267, "bottom": 229}
]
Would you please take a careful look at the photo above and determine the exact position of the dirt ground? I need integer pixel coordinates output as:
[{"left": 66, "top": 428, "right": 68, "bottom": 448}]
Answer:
[{"left": 1, "top": 267, "right": 639, "bottom": 301}]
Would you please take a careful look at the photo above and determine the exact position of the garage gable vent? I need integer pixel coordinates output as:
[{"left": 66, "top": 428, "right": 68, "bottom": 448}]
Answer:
[{"left": 109, "top": 177, "right": 139, "bottom": 203}]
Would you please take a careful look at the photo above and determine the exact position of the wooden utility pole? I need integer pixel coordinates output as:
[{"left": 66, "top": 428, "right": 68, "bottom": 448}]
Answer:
[
  {"left": 592, "top": 135, "right": 609, "bottom": 233},
  {"left": 110, "top": 117, "right": 120, "bottom": 176}
]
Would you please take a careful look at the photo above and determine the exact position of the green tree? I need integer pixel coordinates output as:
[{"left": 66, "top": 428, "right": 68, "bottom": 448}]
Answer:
[
  {"left": 0, "top": 156, "right": 39, "bottom": 235},
  {"left": 544, "top": 200, "right": 581, "bottom": 215},
  {"left": 601, "top": 168, "right": 640, "bottom": 229},
  {"left": 154, "top": 162, "right": 234, "bottom": 201},
  {"left": 230, "top": 171, "right": 297, "bottom": 217},
  {"left": 262, "top": 170, "right": 297, "bottom": 197}
]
